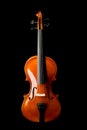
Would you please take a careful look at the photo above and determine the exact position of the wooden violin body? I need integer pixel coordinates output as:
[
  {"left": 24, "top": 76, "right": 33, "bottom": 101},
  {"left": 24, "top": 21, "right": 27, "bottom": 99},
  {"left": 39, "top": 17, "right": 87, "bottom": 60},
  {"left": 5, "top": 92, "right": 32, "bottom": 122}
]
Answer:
[{"left": 21, "top": 11, "right": 61, "bottom": 122}]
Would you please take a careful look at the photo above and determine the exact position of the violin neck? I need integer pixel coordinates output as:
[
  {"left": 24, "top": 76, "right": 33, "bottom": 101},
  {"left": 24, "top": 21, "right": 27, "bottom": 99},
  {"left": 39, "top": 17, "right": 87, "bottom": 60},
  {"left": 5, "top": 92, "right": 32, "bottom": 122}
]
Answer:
[{"left": 37, "top": 29, "right": 47, "bottom": 84}]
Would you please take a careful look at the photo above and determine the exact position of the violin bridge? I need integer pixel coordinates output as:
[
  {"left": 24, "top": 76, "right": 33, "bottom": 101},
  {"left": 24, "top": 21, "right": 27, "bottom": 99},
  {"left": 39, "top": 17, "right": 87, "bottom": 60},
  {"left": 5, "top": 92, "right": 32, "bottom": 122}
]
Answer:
[{"left": 36, "top": 93, "right": 46, "bottom": 96}]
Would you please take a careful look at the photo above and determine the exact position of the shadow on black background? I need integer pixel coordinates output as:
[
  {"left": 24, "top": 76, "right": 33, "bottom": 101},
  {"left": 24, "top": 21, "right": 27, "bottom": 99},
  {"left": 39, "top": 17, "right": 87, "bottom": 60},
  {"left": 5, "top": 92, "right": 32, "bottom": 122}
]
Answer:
[{"left": 2, "top": 0, "right": 84, "bottom": 129}]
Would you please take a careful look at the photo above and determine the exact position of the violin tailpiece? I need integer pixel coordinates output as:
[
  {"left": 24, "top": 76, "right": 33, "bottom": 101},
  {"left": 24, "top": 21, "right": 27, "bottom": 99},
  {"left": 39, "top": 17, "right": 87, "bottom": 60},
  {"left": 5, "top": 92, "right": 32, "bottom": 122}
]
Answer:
[{"left": 37, "top": 103, "right": 47, "bottom": 122}]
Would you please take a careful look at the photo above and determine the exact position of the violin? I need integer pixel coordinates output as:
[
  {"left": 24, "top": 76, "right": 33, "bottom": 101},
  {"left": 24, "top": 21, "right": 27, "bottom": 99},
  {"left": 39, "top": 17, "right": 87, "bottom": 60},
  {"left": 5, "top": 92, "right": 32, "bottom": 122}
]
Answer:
[{"left": 21, "top": 10, "right": 61, "bottom": 122}]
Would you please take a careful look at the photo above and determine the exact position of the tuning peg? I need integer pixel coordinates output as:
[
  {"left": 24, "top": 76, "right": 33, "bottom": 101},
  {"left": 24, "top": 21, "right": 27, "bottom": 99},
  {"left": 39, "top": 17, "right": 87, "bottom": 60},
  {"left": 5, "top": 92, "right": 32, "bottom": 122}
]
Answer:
[
  {"left": 30, "top": 27, "right": 37, "bottom": 31},
  {"left": 44, "top": 18, "right": 50, "bottom": 22},
  {"left": 30, "top": 27, "right": 36, "bottom": 30},
  {"left": 44, "top": 23, "right": 50, "bottom": 27},
  {"left": 30, "top": 20, "right": 34, "bottom": 24},
  {"left": 30, "top": 27, "right": 34, "bottom": 30},
  {"left": 30, "top": 20, "right": 37, "bottom": 25}
]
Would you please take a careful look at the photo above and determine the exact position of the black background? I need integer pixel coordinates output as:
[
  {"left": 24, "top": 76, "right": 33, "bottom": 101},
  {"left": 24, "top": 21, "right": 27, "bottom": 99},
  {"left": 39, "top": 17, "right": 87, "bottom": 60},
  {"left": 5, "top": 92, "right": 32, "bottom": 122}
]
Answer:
[{"left": 1, "top": 0, "right": 85, "bottom": 129}]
